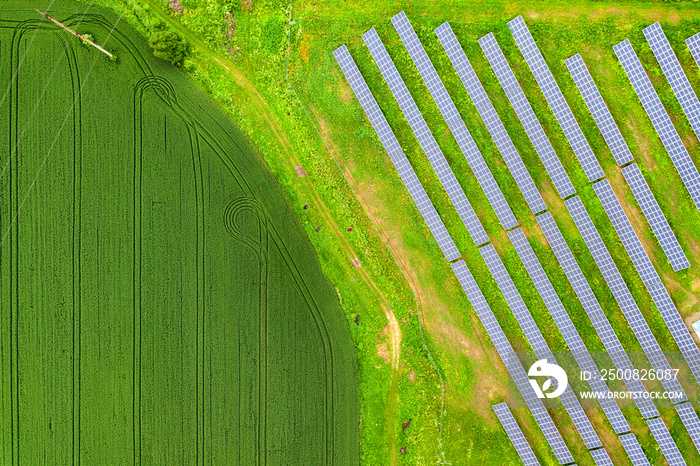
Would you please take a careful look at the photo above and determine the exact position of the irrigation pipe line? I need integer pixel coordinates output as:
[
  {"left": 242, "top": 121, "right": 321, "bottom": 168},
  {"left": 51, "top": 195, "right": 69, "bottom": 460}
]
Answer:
[{"left": 284, "top": 2, "right": 448, "bottom": 462}]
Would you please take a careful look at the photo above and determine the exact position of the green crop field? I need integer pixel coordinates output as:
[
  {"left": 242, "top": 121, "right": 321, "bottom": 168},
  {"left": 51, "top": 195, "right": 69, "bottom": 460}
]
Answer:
[{"left": 0, "top": 2, "right": 358, "bottom": 464}]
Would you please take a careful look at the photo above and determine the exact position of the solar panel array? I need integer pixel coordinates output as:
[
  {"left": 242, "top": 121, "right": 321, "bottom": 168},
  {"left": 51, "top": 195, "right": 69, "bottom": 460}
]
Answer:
[
  {"left": 614, "top": 39, "right": 700, "bottom": 214},
  {"left": 644, "top": 22, "right": 700, "bottom": 141},
  {"left": 590, "top": 448, "right": 614, "bottom": 466},
  {"left": 435, "top": 22, "right": 547, "bottom": 215},
  {"left": 479, "top": 244, "right": 601, "bottom": 448},
  {"left": 508, "top": 228, "right": 631, "bottom": 434},
  {"left": 451, "top": 260, "right": 574, "bottom": 464},
  {"left": 391, "top": 13, "right": 518, "bottom": 230},
  {"left": 564, "top": 196, "right": 688, "bottom": 401},
  {"left": 675, "top": 403, "right": 700, "bottom": 455},
  {"left": 333, "top": 46, "right": 461, "bottom": 261},
  {"left": 622, "top": 163, "right": 690, "bottom": 271},
  {"left": 647, "top": 282, "right": 700, "bottom": 383},
  {"left": 619, "top": 433, "right": 652, "bottom": 466},
  {"left": 647, "top": 417, "right": 687, "bottom": 466},
  {"left": 508, "top": 16, "right": 605, "bottom": 182},
  {"left": 362, "top": 29, "right": 490, "bottom": 246},
  {"left": 479, "top": 33, "right": 576, "bottom": 199},
  {"left": 492, "top": 403, "right": 541, "bottom": 466},
  {"left": 593, "top": 180, "right": 700, "bottom": 384},
  {"left": 564, "top": 54, "right": 634, "bottom": 166},
  {"left": 687, "top": 33, "right": 700, "bottom": 69},
  {"left": 536, "top": 211, "right": 659, "bottom": 419}
]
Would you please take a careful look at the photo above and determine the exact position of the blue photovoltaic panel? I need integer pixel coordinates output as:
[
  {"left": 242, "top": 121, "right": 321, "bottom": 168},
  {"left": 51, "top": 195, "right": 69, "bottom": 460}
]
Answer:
[
  {"left": 592, "top": 180, "right": 700, "bottom": 384},
  {"left": 508, "top": 228, "right": 631, "bottom": 434},
  {"left": 622, "top": 163, "right": 690, "bottom": 271},
  {"left": 592, "top": 180, "right": 661, "bottom": 288},
  {"left": 648, "top": 282, "right": 700, "bottom": 385},
  {"left": 590, "top": 448, "right": 614, "bottom": 466},
  {"left": 391, "top": 13, "right": 518, "bottom": 230},
  {"left": 675, "top": 403, "right": 700, "bottom": 455},
  {"left": 492, "top": 403, "right": 541, "bottom": 466},
  {"left": 508, "top": 16, "right": 604, "bottom": 182},
  {"left": 536, "top": 211, "right": 659, "bottom": 419},
  {"left": 565, "top": 196, "right": 688, "bottom": 402},
  {"left": 333, "top": 46, "right": 460, "bottom": 261},
  {"left": 614, "top": 39, "right": 700, "bottom": 214},
  {"left": 619, "top": 433, "right": 652, "bottom": 466},
  {"left": 451, "top": 260, "right": 574, "bottom": 464},
  {"left": 479, "top": 33, "right": 576, "bottom": 199},
  {"left": 479, "top": 244, "right": 601, "bottom": 448},
  {"left": 565, "top": 54, "right": 634, "bottom": 166},
  {"left": 644, "top": 23, "right": 700, "bottom": 142},
  {"left": 647, "top": 417, "right": 687, "bottom": 466},
  {"left": 687, "top": 33, "right": 700, "bottom": 69},
  {"left": 362, "top": 29, "right": 490, "bottom": 246},
  {"left": 435, "top": 22, "right": 547, "bottom": 215}
]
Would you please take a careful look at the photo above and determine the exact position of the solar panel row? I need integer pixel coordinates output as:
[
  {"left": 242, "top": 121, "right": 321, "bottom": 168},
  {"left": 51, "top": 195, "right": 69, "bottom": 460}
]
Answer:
[
  {"left": 564, "top": 196, "right": 688, "bottom": 401},
  {"left": 564, "top": 54, "right": 634, "bottom": 166},
  {"left": 435, "top": 22, "right": 547, "bottom": 215},
  {"left": 644, "top": 22, "right": 700, "bottom": 142},
  {"left": 619, "top": 433, "right": 652, "bottom": 466},
  {"left": 675, "top": 403, "right": 700, "bottom": 455},
  {"left": 647, "top": 417, "right": 687, "bottom": 466},
  {"left": 589, "top": 448, "right": 614, "bottom": 466},
  {"left": 508, "top": 16, "right": 605, "bottom": 182},
  {"left": 536, "top": 211, "right": 659, "bottom": 420},
  {"left": 492, "top": 403, "right": 541, "bottom": 466},
  {"left": 687, "top": 33, "right": 700, "bottom": 69},
  {"left": 479, "top": 244, "right": 602, "bottom": 448},
  {"left": 621, "top": 163, "right": 690, "bottom": 271},
  {"left": 389, "top": 13, "right": 519, "bottom": 230},
  {"left": 593, "top": 180, "right": 700, "bottom": 385},
  {"left": 451, "top": 261, "right": 574, "bottom": 464},
  {"left": 332, "top": 45, "right": 461, "bottom": 261},
  {"left": 479, "top": 32, "right": 576, "bottom": 199},
  {"left": 508, "top": 228, "right": 631, "bottom": 434},
  {"left": 614, "top": 39, "right": 700, "bottom": 214},
  {"left": 362, "top": 29, "right": 491, "bottom": 246}
]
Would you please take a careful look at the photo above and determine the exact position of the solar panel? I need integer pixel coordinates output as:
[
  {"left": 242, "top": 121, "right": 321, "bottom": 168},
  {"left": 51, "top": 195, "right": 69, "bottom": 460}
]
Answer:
[
  {"left": 564, "top": 196, "right": 688, "bottom": 402},
  {"left": 333, "top": 46, "right": 460, "bottom": 261},
  {"left": 648, "top": 282, "right": 700, "bottom": 384},
  {"left": 479, "top": 32, "right": 576, "bottom": 199},
  {"left": 675, "top": 403, "right": 700, "bottom": 455},
  {"left": 647, "top": 417, "right": 687, "bottom": 466},
  {"left": 644, "top": 23, "right": 700, "bottom": 142},
  {"left": 564, "top": 54, "right": 634, "bottom": 166},
  {"left": 590, "top": 448, "right": 614, "bottom": 466},
  {"left": 614, "top": 39, "right": 700, "bottom": 214},
  {"left": 536, "top": 211, "right": 659, "bottom": 419},
  {"left": 362, "top": 29, "right": 490, "bottom": 246},
  {"left": 687, "top": 33, "right": 700, "bottom": 69},
  {"left": 619, "top": 433, "right": 652, "bottom": 466},
  {"left": 508, "top": 228, "right": 631, "bottom": 434},
  {"left": 479, "top": 244, "right": 601, "bottom": 448},
  {"left": 390, "top": 13, "right": 518, "bottom": 230},
  {"left": 592, "top": 180, "right": 661, "bottom": 288},
  {"left": 451, "top": 260, "right": 574, "bottom": 464},
  {"left": 621, "top": 163, "right": 690, "bottom": 271},
  {"left": 492, "top": 403, "right": 541, "bottom": 465},
  {"left": 508, "top": 16, "right": 604, "bottom": 182},
  {"left": 435, "top": 22, "right": 547, "bottom": 215}
]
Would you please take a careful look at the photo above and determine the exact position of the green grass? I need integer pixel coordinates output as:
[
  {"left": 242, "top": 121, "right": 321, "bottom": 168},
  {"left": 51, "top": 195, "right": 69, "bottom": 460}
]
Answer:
[
  {"left": 55, "top": 0, "right": 700, "bottom": 464},
  {"left": 0, "top": 2, "right": 358, "bottom": 464}
]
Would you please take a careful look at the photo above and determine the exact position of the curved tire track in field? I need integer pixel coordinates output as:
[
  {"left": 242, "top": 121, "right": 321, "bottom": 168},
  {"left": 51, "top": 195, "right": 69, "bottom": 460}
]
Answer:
[
  {"left": 7, "top": 19, "right": 82, "bottom": 466},
  {"left": 224, "top": 198, "right": 269, "bottom": 466}
]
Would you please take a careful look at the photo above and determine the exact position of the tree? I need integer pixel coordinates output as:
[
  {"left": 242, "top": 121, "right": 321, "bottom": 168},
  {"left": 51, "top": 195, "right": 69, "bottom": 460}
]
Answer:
[{"left": 148, "top": 30, "right": 190, "bottom": 66}]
